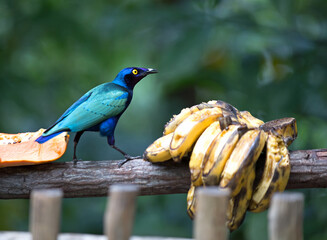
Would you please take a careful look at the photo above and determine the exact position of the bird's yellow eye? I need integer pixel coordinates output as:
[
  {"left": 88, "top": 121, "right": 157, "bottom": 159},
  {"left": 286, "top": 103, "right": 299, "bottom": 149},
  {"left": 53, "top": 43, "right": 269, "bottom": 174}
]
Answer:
[{"left": 132, "top": 69, "right": 138, "bottom": 75}]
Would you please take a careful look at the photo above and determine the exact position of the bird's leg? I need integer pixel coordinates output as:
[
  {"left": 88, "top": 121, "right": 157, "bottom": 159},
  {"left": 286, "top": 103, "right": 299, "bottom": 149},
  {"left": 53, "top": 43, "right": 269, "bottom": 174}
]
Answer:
[
  {"left": 110, "top": 144, "right": 141, "bottom": 167},
  {"left": 107, "top": 135, "right": 140, "bottom": 167},
  {"left": 73, "top": 131, "right": 84, "bottom": 164},
  {"left": 110, "top": 145, "right": 140, "bottom": 163}
]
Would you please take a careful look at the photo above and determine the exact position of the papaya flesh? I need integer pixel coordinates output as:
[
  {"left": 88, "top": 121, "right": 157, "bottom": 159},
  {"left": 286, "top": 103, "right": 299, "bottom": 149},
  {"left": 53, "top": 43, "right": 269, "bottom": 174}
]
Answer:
[{"left": 0, "top": 129, "right": 69, "bottom": 168}]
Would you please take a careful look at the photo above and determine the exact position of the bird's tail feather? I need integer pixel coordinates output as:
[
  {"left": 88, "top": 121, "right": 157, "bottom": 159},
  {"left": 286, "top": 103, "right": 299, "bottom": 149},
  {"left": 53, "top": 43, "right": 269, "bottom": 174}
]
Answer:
[{"left": 35, "top": 131, "right": 63, "bottom": 144}]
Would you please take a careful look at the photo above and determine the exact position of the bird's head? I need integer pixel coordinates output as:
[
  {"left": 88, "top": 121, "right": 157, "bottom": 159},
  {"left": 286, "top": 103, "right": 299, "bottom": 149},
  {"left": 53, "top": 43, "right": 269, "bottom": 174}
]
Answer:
[{"left": 113, "top": 67, "right": 158, "bottom": 89}]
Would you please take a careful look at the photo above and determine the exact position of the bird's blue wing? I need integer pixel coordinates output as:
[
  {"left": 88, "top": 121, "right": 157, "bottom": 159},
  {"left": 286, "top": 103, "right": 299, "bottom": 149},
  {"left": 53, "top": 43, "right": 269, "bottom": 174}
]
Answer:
[
  {"left": 43, "top": 86, "right": 129, "bottom": 136},
  {"left": 43, "top": 91, "right": 93, "bottom": 134}
]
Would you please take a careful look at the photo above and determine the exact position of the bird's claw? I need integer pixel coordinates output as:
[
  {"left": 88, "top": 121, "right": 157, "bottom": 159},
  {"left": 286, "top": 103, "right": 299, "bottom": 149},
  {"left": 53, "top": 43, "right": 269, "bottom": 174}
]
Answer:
[
  {"left": 126, "top": 155, "right": 141, "bottom": 160},
  {"left": 118, "top": 155, "right": 141, "bottom": 167},
  {"left": 73, "top": 158, "right": 82, "bottom": 166}
]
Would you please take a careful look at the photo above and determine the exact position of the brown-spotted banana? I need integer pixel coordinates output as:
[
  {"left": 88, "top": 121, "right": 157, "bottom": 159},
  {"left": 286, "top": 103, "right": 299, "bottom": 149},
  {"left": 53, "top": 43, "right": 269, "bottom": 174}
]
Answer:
[
  {"left": 247, "top": 118, "right": 296, "bottom": 212},
  {"left": 164, "top": 100, "right": 241, "bottom": 136},
  {"left": 219, "top": 129, "right": 268, "bottom": 194},
  {"left": 142, "top": 99, "right": 296, "bottom": 232},
  {"left": 169, "top": 108, "right": 223, "bottom": 162},
  {"left": 189, "top": 121, "right": 222, "bottom": 186},
  {"left": 248, "top": 134, "right": 291, "bottom": 212},
  {"left": 218, "top": 129, "right": 267, "bottom": 231},
  {"left": 143, "top": 133, "right": 174, "bottom": 163},
  {"left": 201, "top": 124, "right": 242, "bottom": 186}
]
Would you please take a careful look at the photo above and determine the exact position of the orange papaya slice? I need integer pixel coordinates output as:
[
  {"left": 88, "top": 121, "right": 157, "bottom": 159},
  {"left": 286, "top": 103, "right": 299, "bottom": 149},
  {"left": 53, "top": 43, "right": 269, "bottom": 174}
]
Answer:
[{"left": 0, "top": 129, "right": 69, "bottom": 168}]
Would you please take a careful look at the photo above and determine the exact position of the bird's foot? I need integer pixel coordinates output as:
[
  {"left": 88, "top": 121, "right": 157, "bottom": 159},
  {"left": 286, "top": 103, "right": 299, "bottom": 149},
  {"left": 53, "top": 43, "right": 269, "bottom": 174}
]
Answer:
[
  {"left": 73, "top": 157, "right": 82, "bottom": 166},
  {"left": 118, "top": 155, "right": 141, "bottom": 167}
]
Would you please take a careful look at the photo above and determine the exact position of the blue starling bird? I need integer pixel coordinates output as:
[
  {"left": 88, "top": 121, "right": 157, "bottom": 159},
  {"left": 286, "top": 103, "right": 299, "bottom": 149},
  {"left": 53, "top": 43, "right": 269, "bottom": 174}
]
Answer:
[{"left": 36, "top": 67, "right": 158, "bottom": 165}]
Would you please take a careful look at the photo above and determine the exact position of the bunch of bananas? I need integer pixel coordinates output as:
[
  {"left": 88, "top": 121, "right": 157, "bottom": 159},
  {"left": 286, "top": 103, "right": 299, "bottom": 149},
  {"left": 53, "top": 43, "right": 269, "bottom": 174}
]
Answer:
[{"left": 143, "top": 100, "right": 297, "bottom": 231}]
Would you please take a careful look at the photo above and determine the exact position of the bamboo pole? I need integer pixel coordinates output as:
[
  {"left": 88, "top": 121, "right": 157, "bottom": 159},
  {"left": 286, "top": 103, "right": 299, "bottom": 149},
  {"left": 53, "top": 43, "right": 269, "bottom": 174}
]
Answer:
[
  {"left": 29, "top": 189, "right": 63, "bottom": 240},
  {"left": 194, "top": 187, "right": 230, "bottom": 240},
  {"left": 104, "top": 184, "right": 139, "bottom": 240},
  {"left": 268, "top": 192, "right": 304, "bottom": 240}
]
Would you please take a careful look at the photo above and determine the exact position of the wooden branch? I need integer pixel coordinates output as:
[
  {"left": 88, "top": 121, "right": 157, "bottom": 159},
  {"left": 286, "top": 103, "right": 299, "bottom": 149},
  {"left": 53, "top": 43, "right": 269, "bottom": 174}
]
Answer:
[
  {"left": 0, "top": 148, "right": 327, "bottom": 199},
  {"left": 0, "top": 158, "right": 190, "bottom": 199},
  {"left": 286, "top": 149, "right": 327, "bottom": 189}
]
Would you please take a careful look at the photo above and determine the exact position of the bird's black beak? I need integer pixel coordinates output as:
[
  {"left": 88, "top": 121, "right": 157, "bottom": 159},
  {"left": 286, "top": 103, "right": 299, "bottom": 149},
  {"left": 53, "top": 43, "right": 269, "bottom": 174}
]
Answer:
[{"left": 146, "top": 68, "right": 158, "bottom": 74}]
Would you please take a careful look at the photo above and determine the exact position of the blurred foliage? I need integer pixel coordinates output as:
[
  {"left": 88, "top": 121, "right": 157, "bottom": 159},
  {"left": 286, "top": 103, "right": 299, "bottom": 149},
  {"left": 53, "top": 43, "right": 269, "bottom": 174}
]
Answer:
[{"left": 0, "top": 0, "right": 327, "bottom": 239}]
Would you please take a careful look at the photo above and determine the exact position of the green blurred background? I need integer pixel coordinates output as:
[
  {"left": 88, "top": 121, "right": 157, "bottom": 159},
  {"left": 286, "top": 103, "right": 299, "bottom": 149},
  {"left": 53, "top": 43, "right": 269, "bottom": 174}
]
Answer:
[{"left": 1, "top": 0, "right": 327, "bottom": 239}]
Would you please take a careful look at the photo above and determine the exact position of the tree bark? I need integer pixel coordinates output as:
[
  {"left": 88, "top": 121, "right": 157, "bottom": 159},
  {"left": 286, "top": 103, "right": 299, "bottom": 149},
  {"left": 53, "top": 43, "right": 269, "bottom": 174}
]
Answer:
[{"left": 0, "top": 149, "right": 326, "bottom": 199}]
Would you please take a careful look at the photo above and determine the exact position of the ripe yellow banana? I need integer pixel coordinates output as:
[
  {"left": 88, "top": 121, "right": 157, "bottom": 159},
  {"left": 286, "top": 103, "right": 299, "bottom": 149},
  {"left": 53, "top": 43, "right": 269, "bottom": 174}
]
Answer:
[
  {"left": 163, "top": 102, "right": 218, "bottom": 136},
  {"left": 260, "top": 117, "right": 297, "bottom": 146},
  {"left": 164, "top": 100, "right": 242, "bottom": 136},
  {"left": 142, "top": 99, "right": 296, "bottom": 231},
  {"left": 237, "top": 111, "right": 264, "bottom": 129},
  {"left": 187, "top": 184, "right": 196, "bottom": 219},
  {"left": 189, "top": 121, "right": 222, "bottom": 186},
  {"left": 170, "top": 108, "right": 223, "bottom": 162},
  {"left": 219, "top": 129, "right": 267, "bottom": 195},
  {"left": 248, "top": 134, "right": 290, "bottom": 212},
  {"left": 143, "top": 133, "right": 174, "bottom": 163},
  {"left": 202, "top": 124, "right": 241, "bottom": 186}
]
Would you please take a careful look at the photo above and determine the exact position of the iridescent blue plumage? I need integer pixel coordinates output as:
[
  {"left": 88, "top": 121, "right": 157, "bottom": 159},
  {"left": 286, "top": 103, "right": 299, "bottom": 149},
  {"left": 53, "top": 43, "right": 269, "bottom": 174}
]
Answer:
[{"left": 36, "top": 67, "right": 157, "bottom": 163}]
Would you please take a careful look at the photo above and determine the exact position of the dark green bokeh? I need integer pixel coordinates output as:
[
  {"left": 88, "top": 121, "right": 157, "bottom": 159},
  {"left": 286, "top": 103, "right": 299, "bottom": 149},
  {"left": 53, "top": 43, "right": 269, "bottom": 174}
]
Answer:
[{"left": 1, "top": 0, "right": 327, "bottom": 239}]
